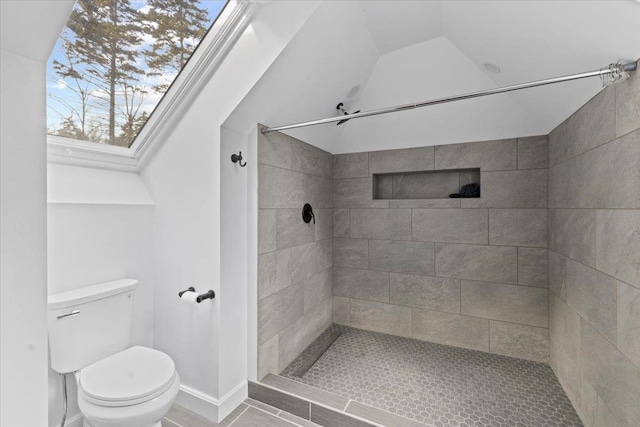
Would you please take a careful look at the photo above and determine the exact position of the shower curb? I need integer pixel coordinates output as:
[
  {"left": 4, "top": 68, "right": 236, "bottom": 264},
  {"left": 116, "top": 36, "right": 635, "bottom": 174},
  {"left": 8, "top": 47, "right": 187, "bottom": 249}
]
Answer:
[{"left": 249, "top": 376, "right": 424, "bottom": 427}]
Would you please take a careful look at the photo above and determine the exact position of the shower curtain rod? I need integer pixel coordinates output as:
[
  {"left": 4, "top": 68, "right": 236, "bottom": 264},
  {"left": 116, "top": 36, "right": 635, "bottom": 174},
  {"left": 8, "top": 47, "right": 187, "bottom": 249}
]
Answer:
[{"left": 261, "top": 62, "right": 637, "bottom": 134}]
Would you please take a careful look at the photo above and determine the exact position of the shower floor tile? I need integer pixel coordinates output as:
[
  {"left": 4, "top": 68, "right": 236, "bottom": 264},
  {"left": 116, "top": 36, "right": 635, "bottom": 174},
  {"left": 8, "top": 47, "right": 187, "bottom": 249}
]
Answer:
[{"left": 281, "top": 325, "right": 582, "bottom": 427}]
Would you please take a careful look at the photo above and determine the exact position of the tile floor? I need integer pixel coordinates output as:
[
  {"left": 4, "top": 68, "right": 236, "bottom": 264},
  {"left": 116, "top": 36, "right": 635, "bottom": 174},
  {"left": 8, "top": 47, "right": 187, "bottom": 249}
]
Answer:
[{"left": 281, "top": 325, "right": 583, "bottom": 427}]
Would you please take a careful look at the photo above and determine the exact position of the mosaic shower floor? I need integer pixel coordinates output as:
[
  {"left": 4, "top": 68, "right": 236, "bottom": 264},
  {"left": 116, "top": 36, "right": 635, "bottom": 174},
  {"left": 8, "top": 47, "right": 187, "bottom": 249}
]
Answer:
[{"left": 281, "top": 325, "right": 582, "bottom": 427}]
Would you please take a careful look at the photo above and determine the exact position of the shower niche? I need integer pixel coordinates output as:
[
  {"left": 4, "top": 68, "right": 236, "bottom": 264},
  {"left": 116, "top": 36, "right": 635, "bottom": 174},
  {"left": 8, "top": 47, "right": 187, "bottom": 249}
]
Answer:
[{"left": 373, "top": 168, "right": 480, "bottom": 199}]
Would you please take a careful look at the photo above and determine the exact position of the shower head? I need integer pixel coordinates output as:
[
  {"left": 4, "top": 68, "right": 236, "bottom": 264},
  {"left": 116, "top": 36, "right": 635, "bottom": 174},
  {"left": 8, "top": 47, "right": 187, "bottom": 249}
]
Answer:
[{"left": 336, "top": 102, "right": 360, "bottom": 126}]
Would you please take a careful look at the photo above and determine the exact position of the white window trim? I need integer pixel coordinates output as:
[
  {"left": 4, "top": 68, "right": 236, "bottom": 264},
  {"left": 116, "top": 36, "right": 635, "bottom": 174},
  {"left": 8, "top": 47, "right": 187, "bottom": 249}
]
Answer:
[{"left": 47, "top": 0, "right": 256, "bottom": 172}]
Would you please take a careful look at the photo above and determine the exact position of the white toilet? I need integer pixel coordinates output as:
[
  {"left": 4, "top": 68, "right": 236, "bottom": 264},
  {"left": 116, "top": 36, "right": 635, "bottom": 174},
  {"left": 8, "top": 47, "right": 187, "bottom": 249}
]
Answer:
[{"left": 48, "top": 279, "right": 180, "bottom": 427}]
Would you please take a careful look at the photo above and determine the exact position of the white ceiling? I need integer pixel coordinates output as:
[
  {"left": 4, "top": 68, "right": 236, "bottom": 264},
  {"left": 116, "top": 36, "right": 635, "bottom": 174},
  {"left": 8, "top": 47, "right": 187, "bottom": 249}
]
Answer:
[
  {"left": 0, "top": 0, "right": 75, "bottom": 62},
  {"left": 359, "top": 1, "right": 442, "bottom": 55},
  {"left": 228, "top": 0, "right": 640, "bottom": 154}
]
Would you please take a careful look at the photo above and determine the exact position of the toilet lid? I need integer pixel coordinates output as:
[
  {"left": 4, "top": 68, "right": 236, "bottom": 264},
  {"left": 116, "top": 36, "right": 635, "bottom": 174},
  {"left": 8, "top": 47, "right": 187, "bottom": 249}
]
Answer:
[{"left": 79, "top": 346, "right": 176, "bottom": 405}]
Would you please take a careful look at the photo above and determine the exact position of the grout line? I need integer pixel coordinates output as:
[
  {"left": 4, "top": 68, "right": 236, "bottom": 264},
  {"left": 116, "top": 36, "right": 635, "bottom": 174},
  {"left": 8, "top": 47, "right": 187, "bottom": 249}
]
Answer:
[{"left": 226, "top": 404, "right": 251, "bottom": 427}]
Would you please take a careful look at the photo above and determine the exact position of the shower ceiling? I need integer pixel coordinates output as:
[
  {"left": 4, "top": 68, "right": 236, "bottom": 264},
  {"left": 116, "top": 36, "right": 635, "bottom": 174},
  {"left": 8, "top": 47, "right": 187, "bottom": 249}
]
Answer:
[{"left": 226, "top": 1, "right": 640, "bottom": 154}]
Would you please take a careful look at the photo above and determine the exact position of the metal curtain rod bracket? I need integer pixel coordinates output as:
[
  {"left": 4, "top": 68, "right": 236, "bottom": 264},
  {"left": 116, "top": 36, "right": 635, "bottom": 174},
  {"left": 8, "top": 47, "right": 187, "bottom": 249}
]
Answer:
[{"left": 261, "top": 61, "right": 637, "bottom": 134}]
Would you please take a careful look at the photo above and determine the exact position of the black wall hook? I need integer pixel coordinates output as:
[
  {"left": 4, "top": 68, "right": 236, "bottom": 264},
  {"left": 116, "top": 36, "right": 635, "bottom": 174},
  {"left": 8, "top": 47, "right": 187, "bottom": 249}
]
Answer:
[
  {"left": 231, "top": 152, "right": 246, "bottom": 167},
  {"left": 302, "top": 203, "right": 315, "bottom": 224}
]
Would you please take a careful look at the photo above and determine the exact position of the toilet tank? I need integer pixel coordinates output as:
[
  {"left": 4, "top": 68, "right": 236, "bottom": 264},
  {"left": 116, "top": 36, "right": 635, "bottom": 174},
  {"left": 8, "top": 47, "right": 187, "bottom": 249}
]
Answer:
[{"left": 48, "top": 279, "right": 138, "bottom": 374}]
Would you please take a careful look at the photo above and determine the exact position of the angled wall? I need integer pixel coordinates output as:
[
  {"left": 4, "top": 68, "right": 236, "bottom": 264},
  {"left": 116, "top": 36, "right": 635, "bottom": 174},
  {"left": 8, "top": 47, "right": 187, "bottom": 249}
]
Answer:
[
  {"left": 257, "top": 127, "right": 333, "bottom": 379},
  {"left": 548, "top": 60, "right": 640, "bottom": 426}
]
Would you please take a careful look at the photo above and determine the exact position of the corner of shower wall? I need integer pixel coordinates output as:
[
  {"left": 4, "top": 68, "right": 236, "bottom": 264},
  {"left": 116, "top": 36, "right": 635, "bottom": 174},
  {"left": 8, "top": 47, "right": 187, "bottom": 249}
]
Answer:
[
  {"left": 256, "top": 125, "right": 333, "bottom": 380},
  {"left": 547, "top": 59, "right": 640, "bottom": 426}
]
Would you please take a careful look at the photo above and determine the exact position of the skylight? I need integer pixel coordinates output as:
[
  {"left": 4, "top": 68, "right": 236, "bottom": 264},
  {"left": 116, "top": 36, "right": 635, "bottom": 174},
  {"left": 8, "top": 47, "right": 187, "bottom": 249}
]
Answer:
[{"left": 47, "top": 0, "right": 228, "bottom": 149}]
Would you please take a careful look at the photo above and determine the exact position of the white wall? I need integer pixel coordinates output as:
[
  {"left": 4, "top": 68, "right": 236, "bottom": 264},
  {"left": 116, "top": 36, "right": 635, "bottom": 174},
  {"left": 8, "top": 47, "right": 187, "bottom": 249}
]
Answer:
[
  {"left": 46, "top": 164, "right": 155, "bottom": 426},
  {"left": 0, "top": 46, "right": 50, "bottom": 427},
  {"left": 1, "top": 2, "right": 74, "bottom": 424},
  {"left": 139, "top": 1, "right": 319, "bottom": 421}
]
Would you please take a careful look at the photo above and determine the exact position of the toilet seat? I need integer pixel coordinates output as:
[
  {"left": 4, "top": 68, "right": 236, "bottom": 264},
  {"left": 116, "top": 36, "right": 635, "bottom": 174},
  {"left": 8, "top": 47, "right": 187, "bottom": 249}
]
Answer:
[{"left": 79, "top": 346, "right": 176, "bottom": 407}]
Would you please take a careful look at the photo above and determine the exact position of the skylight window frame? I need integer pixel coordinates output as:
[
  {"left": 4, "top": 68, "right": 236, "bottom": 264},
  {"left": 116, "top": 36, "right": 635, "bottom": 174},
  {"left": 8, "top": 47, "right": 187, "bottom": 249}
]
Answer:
[{"left": 47, "top": 0, "right": 255, "bottom": 171}]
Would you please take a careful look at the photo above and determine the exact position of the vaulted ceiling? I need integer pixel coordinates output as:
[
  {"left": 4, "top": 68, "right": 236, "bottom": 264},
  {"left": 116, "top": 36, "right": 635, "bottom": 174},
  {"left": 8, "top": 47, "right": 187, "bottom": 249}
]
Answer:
[{"left": 227, "top": 0, "right": 640, "bottom": 154}]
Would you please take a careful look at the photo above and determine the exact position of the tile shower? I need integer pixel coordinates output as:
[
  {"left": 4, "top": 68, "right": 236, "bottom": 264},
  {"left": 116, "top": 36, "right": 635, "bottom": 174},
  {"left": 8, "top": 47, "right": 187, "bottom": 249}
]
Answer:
[{"left": 255, "top": 59, "right": 639, "bottom": 427}]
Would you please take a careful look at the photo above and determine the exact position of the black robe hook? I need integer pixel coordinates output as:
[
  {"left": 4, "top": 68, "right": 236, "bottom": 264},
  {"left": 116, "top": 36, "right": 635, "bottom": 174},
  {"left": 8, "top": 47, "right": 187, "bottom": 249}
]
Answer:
[{"left": 231, "top": 152, "right": 246, "bottom": 167}]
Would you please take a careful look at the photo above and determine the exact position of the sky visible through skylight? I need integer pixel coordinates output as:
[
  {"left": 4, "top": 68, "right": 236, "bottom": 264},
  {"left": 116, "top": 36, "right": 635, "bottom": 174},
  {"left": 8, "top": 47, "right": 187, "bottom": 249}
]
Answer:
[{"left": 47, "top": 0, "right": 227, "bottom": 148}]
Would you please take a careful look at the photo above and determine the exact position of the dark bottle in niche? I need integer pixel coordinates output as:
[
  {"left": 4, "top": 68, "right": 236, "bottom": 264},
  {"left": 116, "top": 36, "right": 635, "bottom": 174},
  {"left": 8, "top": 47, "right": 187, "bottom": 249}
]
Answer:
[{"left": 450, "top": 183, "right": 480, "bottom": 198}]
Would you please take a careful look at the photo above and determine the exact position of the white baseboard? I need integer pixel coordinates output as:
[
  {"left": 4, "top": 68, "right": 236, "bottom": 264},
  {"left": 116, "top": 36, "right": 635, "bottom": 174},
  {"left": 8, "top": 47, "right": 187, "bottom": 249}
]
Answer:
[{"left": 175, "top": 380, "right": 247, "bottom": 423}]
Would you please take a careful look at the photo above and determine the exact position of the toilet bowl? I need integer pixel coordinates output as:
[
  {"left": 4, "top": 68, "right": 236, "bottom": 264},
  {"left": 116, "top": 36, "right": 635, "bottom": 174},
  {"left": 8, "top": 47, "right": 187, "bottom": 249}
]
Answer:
[
  {"left": 76, "top": 346, "right": 180, "bottom": 427},
  {"left": 48, "top": 280, "right": 180, "bottom": 427}
]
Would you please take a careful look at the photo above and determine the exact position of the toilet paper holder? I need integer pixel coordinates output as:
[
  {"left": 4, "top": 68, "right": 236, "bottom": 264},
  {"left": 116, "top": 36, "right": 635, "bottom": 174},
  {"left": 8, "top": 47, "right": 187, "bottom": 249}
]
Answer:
[{"left": 178, "top": 287, "right": 216, "bottom": 303}]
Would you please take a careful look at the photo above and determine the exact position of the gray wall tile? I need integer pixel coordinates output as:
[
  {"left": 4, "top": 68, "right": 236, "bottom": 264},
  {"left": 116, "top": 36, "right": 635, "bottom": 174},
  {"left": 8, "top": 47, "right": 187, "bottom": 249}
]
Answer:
[
  {"left": 258, "top": 249, "right": 292, "bottom": 300},
  {"left": 350, "top": 299, "right": 412, "bottom": 337},
  {"left": 461, "top": 169, "right": 547, "bottom": 208},
  {"left": 549, "top": 291, "right": 581, "bottom": 362},
  {"left": 489, "top": 209, "right": 547, "bottom": 247},
  {"left": 595, "top": 209, "right": 640, "bottom": 287},
  {"left": 412, "top": 208, "right": 488, "bottom": 244},
  {"left": 489, "top": 320, "right": 549, "bottom": 363},
  {"left": 291, "top": 240, "right": 332, "bottom": 284},
  {"left": 333, "top": 178, "right": 389, "bottom": 209},
  {"left": 435, "top": 243, "right": 518, "bottom": 284},
  {"left": 412, "top": 309, "right": 489, "bottom": 352},
  {"left": 278, "top": 300, "right": 332, "bottom": 371},
  {"left": 390, "top": 273, "right": 460, "bottom": 313},
  {"left": 332, "top": 296, "right": 351, "bottom": 326},
  {"left": 375, "top": 175, "right": 393, "bottom": 199},
  {"left": 304, "top": 175, "right": 332, "bottom": 209},
  {"left": 549, "top": 87, "right": 615, "bottom": 166},
  {"left": 580, "top": 320, "right": 640, "bottom": 426},
  {"left": 548, "top": 250, "right": 568, "bottom": 301},
  {"left": 389, "top": 198, "right": 460, "bottom": 208},
  {"left": 368, "top": 240, "right": 435, "bottom": 275},
  {"left": 565, "top": 259, "right": 617, "bottom": 344},
  {"left": 617, "top": 282, "right": 640, "bottom": 368},
  {"left": 517, "top": 135, "right": 548, "bottom": 170},
  {"left": 259, "top": 165, "right": 304, "bottom": 209},
  {"left": 549, "top": 209, "right": 596, "bottom": 266},
  {"left": 258, "top": 284, "right": 304, "bottom": 345},
  {"left": 276, "top": 209, "right": 315, "bottom": 250},
  {"left": 518, "top": 248, "right": 548, "bottom": 288},
  {"left": 333, "top": 238, "right": 368, "bottom": 269},
  {"left": 333, "top": 209, "right": 350, "bottom": 237},
  {"left": 333, "top": 267, "right": 390, "bottom": 302},
  {"left": 350, "top": 209, "right": 411, "bottom": 240},
  {"left": 579, "top": 130, "right": 640, "bottom": 208},
  {"left": 434, "top": 138, "right": 517, "bottom": 171},
  {"left": 258, "top": 127, "right": 292, "bottom": 169},
  {"left": 292, "top": 140, "right": 332, "bottom": 178},
  {"left": 615, "top": 60, "right": 640, "bottom": 138},
  {"left": 548, "top": 156, "right": 581, "bottom": 209},
  {"left": 259, "top": 209, "right": 276, "bottom": 254},
  {"left": 333, "top": 153, "right": 368, "bottom": 179},
  {"left": 258, "top": 335, "right": 278, "bottom": 380},
  {"left": 314, "top": 208, "right": 333, "bottom": 241},
  {"left": 391, "top": 171, "right": 460, "bottom": 199},
  {"left": 303, "top": 268, "right": 332, "bottom": 314},
  {"left": 369, "top": 146, "right": 434, "bottom": 175},
  {"left": 461, "top": 280, "right": 548, "bottom": 327},
  {"left": 459, "top": 169, "right": 480, "bottom": 187}
]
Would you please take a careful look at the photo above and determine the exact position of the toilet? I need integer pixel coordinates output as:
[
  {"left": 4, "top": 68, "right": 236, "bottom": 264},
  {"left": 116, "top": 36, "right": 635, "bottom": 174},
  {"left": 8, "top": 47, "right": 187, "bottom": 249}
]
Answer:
[{"left": 48, "top": 279, "right": 180, "bottom": 427}]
